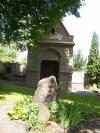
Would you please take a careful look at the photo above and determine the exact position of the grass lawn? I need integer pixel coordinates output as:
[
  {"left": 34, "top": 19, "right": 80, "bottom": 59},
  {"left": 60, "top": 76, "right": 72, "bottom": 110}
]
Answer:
[
  {"left": 59, "top": 91, "right": 100, "bottom": 117},
  {"left": 0, "top": 82, "right": 100, "bottom": 117},
  {"left": 0, "top": 82, "right": 33, "bottom": 103}
]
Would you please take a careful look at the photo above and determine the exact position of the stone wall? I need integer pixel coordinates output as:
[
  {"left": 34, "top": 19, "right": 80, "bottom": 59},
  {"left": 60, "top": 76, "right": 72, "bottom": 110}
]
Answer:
[{"left": 0, "top": 62, "right": 26, "bottom": 82}]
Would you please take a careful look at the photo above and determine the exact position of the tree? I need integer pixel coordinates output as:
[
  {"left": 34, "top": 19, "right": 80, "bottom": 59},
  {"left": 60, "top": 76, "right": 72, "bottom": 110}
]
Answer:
[
  {"left": 0, "top": 44, "right": 18, "bottom": 63},
  {"left": 73, "top": 49, "right": 86, "bottom": 71},
  {"left": 87, "top": 32, "right": 99, "bottom": 85},
  {"left": 94, "top": 56, "right": 100, "bottom": 88},
  {"left": 0, "top": 0, "right": 85, "bottom": 48}
]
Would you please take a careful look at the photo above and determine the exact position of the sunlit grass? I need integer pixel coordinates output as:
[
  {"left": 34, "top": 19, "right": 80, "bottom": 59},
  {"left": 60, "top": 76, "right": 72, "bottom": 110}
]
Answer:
[
  {"left": 59, "top": 91, "right": 100, "bottom": 117},
  {"left": 1, "top": 82, "right": 100, "bottom": 117},
  {"left": 0, "top": 83, "right": 33, "bottom": 103}
]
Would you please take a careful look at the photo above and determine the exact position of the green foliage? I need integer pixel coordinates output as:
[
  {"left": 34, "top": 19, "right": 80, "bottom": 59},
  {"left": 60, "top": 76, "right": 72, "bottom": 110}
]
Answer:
[
  {"left": 0, "top": 44, "right": 17, "bottom": 63},
  {"left": 0, "top": 0, "right": 85, "bottom": 47},
  {"left": 0, "top": 82, "right": 33, "bottom": 102},
  {"left": 48, "top": 101, "right": 59, "bottom": 113},
  {"left": 59, "top": 91, "right": 100, "bottom": 117},
  {"left": 1, "top": 82, "right": 100, "bottom": 130},
  {"left": 96, "top": 57, "right": 100, "bottom": 89},
  {"left": 87, "top": 32, "right": 100, "bottom": 86},
  {"left": 48, "top": 101, "right": 87, "bottom": 128},
  {"left": 8, "top": 96, "right": 33, "bottom": 120},
  {"left": 48, "top": 101, "right": 59, "bottom": 121},
  {"left": 97, "top": 83, "right": 100, "bottom": 89},
  {"left": 73, "top": 49, "right": 86, "bottom": 71},
  {"left": 8, "top": 96, "right": 46, "bottom": 131},
  {"left": 58, "top": 102, "right": 86, "bottom": 128},
  {"left": 7, "top": 95, "right": 87, "bottom": 130}
]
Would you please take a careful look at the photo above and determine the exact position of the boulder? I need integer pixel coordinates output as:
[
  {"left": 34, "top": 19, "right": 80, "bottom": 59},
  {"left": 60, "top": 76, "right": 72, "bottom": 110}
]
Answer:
[{"left": 33, "top": 76, "right": 58, "bottom": 103}]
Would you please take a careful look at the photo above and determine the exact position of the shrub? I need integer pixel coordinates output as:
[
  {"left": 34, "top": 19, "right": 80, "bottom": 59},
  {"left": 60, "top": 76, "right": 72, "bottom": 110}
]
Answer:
[
  {"left": 48, "top": 101, "right": 87, "bottom": 129},
  {"left": 58, "top": 102, "right": 87, "bottom": 128},
  {"left": 8, "top": 96, "right": 88, "bottom": 130},
  {"left": 8, "top": 96, "right": 46, "bottom": 131},
  {"left": 48, "top": 101, "right": 59, "bottom": 122}
]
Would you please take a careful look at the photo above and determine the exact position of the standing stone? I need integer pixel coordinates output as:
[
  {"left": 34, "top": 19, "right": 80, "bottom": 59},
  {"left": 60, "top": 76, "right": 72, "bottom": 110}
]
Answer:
[
  {"left": 33, "top": 76, "right": 58, "bottom": 103},
  {"left": 33, "top": 76, "right": 58, "bottom": 123}
]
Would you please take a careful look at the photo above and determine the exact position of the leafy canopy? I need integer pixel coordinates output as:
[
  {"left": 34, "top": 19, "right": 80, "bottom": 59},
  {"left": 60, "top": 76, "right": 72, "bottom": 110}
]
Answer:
[
  {"left": 0, "top": 0, "right": 85, "bottom": 47},
  {"left": 0, "top": 43, "right": 18, "bottom": 63}
]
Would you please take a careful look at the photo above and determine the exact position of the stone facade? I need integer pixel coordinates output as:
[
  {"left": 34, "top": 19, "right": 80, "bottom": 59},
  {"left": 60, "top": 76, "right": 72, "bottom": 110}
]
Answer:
[
  {"left": 26, "top": 22, "right": 75, "bottom": 91},
  {"left": 0, "top": 62, "right": 26, "bottom": 81}
]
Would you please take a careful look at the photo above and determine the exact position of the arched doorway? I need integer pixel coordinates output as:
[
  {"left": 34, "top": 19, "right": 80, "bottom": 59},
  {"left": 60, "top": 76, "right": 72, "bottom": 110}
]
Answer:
[
  {"left": 6, "top": 66, "right": 12, "bottom": 73},
  {"left": 40, "top": 60, "right": 59, "bottom": 83}
]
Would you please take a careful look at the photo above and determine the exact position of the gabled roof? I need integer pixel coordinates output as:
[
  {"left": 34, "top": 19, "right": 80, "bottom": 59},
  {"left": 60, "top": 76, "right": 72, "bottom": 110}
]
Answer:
[{"left": 47, "top": 21, "right": 74, "bottom": 42}]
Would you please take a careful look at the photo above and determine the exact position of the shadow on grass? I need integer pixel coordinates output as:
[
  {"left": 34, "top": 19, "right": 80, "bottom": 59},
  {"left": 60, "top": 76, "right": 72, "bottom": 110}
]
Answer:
[
  {"left": 0, "top": 82, "right": 34, "bottom": 97},
  {"left": 0, "top": 96, "right": 5, "bottom": 100},
  {"left": 59, "top": 91, "right": 100, "bottom": 117}
]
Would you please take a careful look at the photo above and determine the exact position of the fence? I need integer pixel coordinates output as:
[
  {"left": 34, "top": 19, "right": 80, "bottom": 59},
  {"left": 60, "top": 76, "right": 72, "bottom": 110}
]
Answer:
[{"left": 72, "top": 71, "right": 85, "bottom": 90}]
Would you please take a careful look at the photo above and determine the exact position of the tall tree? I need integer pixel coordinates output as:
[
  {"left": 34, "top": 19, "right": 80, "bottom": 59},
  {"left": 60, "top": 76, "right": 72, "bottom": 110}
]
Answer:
[
  {"left": 87, "top": 32, "right": 99, "bottom": 85},
  {"left": 96, "top": 57, "right": 100, "bottom": 88},
  {"left": 0, "top": 0, "right": 85, "bottom": 48},
  {"left": 73, "top": 49, "right": 86, "bottom": 71},
  {"left": 0, "top": 44, "right": 18, "bottom": 63}
]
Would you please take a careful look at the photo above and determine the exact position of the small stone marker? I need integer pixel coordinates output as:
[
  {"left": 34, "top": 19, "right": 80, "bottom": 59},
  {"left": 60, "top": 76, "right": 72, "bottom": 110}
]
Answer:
[
  {"left": 33, "top": 76, "right": 58, "bottom": 103},
  {"left": 33, "top": 76, "right": 58, "bottom": 122}
]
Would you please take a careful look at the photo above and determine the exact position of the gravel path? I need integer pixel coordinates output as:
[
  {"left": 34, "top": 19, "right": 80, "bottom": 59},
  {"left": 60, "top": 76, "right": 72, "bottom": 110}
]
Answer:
[{"left": 0, "top": 102, "right": 27, "bottom": 133}]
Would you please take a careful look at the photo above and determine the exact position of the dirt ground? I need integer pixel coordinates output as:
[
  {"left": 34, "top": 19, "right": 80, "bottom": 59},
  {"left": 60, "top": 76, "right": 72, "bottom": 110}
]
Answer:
[
  {"left": 0, "top": 102, "right": 27, "bottom": 133},
  {"left": 0, "top": 102, "right": 100, "bottom": 133},
  {"left": 68, "top": 118, "right": 100, "bottom": 133}
]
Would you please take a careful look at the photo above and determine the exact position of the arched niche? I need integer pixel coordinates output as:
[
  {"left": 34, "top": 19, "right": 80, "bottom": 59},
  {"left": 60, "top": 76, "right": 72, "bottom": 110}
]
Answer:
[
  {"left": 40, "top": 48, "right": 61, "bottom": 82},
  {"left": 40, "top": 48, "right": 61, "bottom": 61}
]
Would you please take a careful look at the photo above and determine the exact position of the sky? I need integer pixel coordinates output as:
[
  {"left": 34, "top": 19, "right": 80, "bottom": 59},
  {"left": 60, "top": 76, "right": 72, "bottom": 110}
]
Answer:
[{"left": 63, "top": 0, "right": 100, "bottom": 57}]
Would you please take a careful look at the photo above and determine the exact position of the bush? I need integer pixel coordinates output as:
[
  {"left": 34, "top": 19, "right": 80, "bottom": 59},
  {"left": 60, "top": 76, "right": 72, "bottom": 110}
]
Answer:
[
  {"left": 48, "top": 101, "right": 59, "bottom": 122},
  {"left": 8, "top": 96, "right": 88, "bottom": 130},
  {"left": 8, "top": 96, "right": 46, "bottom": 131},
  {"left": 48, "top": 101, "right": 87, "bottom": 129},
  {"left": 58, "top": 102, "right": 87, "bottom": 128}
]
